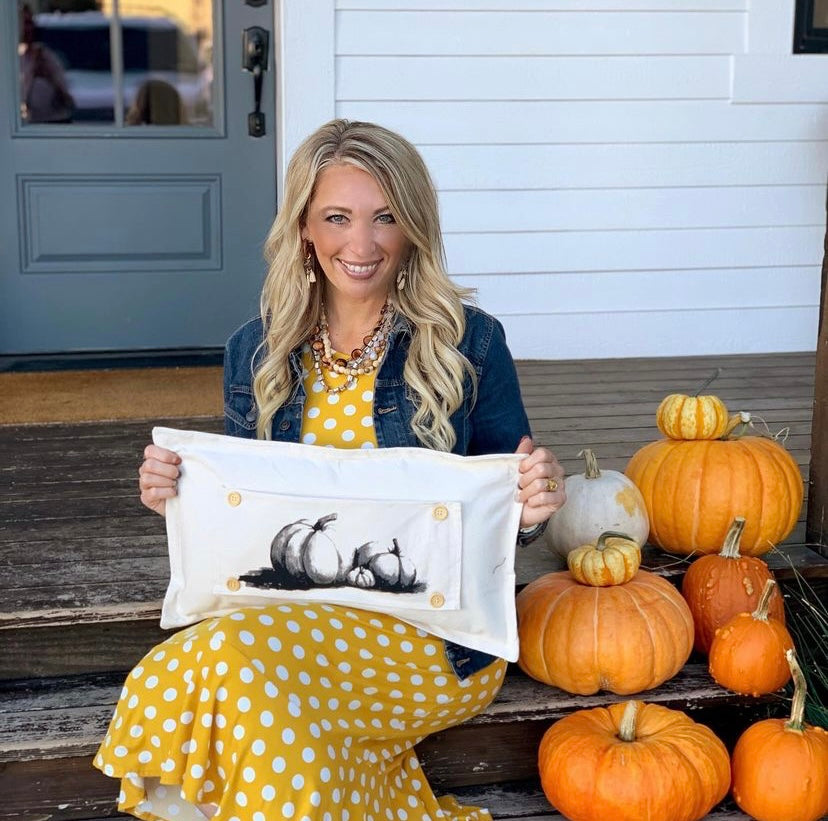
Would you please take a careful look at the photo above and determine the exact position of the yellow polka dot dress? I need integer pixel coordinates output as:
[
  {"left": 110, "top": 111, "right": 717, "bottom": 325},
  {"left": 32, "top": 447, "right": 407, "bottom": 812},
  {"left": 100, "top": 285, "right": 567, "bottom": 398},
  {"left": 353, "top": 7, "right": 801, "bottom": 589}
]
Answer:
[{"left": 95, "top": 351, "right": 507, "bottom": 821}]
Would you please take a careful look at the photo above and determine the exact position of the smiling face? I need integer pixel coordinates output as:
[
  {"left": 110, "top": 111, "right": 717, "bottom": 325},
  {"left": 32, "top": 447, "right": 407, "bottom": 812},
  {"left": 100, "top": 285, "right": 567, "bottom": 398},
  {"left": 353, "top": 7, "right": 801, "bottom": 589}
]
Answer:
[{"left": 301, "top": 163, "right": 410, "bottom": 311}]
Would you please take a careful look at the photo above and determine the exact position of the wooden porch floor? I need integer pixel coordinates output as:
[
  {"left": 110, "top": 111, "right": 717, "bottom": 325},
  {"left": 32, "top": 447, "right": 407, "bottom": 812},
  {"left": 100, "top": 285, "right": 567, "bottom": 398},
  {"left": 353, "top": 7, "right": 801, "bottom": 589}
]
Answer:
[
  {"left": 1, "top": 352, "right": 818, "bottom": 625},
  {"left": 0, "top": 351, "right": 821, "bottom": 821}
]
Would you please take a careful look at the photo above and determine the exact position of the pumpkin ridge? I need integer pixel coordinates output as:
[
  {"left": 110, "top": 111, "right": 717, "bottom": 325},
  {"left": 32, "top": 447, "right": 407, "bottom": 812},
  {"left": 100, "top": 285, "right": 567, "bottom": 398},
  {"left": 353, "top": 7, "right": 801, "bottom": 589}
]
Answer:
[
  {"left": 633, "top": 575, "right": 694, "bottom": 673},
  {"left": 741, "top": 439, "right": 769, "bottom": 551},
  {"left": 619, "top": 583, "right": 659, "bottom": 690},
  {"left": 541, "top": 577, "right": 579, "bottom": 683},
  {"left": 757, "top": 437, "right": 802, "bottom": 547}
]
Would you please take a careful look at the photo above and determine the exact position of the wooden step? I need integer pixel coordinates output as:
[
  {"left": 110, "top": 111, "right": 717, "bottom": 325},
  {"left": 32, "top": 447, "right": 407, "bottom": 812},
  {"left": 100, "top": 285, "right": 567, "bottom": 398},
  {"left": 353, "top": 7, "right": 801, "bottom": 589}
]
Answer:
[
  {"left": 13, "top": 780, "right": 754, "bottom": 821},
  {"left": 2, "top": 541, "right": 825, "bottom": 681},
  {"left": 0, "top": 664, "right": 773, "bottom": 819}
]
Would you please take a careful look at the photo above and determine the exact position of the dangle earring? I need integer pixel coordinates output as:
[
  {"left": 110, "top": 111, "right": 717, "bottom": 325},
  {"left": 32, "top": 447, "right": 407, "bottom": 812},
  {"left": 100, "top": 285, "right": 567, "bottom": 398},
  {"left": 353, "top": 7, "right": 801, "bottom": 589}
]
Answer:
[
  {"left": 303, "top": 243, "right": 316, "bottom": 285},
  {"left": 396, "top": 261, "right": 408, "bottom": 290}
]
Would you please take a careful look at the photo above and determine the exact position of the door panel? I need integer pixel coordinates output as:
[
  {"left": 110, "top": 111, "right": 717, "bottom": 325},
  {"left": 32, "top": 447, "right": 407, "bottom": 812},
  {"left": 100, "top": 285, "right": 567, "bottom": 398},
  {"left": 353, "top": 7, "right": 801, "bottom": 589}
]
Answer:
[{"left": 1, "top": 0, "right": 276, "bottom": 353}]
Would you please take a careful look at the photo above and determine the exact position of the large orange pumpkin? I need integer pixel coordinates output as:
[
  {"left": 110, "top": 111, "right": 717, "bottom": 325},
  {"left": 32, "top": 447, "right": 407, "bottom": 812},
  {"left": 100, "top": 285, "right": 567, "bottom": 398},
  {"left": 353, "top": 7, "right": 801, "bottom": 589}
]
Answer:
[
  {"left": 625, "top": 425, "right": 803, "bottom": 556},
  {"left": 516, "top": 570, "right": 694, "bottom": 695},
  {"left": 681, "top": 516, "right": 785, "bottom": 653},
  {"left": 538, "top": 700, "right": 731, "bottom": 821},
  {"left": 708, "top": 579, "right": 794, "bottom": 696},
  {"left": 731, "top": 650, "right": 828, "bottom": 821}
]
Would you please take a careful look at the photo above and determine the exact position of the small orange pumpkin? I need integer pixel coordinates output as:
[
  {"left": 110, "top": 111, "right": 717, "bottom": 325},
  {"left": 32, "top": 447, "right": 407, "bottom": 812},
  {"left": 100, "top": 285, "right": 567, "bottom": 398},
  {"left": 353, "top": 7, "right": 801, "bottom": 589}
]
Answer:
[
  {"left": 681, "top": 517, "right": 785, "bottom": 654},
  {"left": 656, "top": 393, "right": 729, "bottom": 440},
  {"left": 538, "top": 700, "right": 731, "bottom": 821},
  {"left": 708, "top": 579, "right": 794, "bottom": 696},
  {"left": 566, "top": 530, "right": 641, "bottom": 586},
  {"left": 731, "top": 649, "right": 828, "bottom": 821},
  {"left": 516, "top": 570, "right": 694, "bottom": 695},
  {"left": 626, "top": 418, "right": 803, "bottom": 556}
]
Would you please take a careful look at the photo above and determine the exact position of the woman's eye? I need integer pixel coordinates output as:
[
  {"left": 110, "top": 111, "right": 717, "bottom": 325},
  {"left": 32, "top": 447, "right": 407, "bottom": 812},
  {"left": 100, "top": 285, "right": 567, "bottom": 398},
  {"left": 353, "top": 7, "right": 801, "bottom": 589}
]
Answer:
[
  {"left": 376, "top": 213, "right": 396, "bottom": 224},
  {"left": 326, "top": 214, "right": 347, "bottom": 224}
]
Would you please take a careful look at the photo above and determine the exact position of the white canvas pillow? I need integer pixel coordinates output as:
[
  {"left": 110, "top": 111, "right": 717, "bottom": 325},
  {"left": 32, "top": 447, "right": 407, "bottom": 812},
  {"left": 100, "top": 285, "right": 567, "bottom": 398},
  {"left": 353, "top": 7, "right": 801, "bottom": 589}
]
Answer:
[{"left": 154, "top": 427, "right": 524, "bottom": 660}]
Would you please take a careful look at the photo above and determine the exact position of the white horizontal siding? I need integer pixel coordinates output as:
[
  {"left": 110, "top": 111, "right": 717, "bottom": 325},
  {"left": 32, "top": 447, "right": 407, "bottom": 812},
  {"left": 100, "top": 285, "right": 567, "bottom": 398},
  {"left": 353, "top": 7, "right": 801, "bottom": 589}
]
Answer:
[
  {"left": 420, "top": 143, "right": 828, "bottom": 189},
  {"left": 338, "top": 100, "right": 828, "bottom": 145},
  {"left": 439, "top": 187, "right": 823, "bottom": 232},
  {"left": 326, "top": 1, "right": 825, "bottom": 358},
  {"left": 336, "top": 56, "right": 731, "bottom": 100},
  {"left": 500, "top": 307, "right": 817, "bottom": 359},
  {"left": 338, "top": 1, "right": 747, "bottom": 10},
  {"left": 463, "top": 268, "right": 819, "bottom": 314},
  {"left": 337, "top": 11, "right": 745, "bottom": 54},
  {"left": 444, "top": 226, "right": 824, "bottom": 274}
]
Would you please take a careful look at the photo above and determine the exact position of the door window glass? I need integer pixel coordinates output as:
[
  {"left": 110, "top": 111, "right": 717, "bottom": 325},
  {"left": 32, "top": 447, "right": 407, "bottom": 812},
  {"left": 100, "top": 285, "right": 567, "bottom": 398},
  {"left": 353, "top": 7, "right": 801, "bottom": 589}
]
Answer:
[{"left": 17, "top": 1, "right": 215, "bottom": 127}]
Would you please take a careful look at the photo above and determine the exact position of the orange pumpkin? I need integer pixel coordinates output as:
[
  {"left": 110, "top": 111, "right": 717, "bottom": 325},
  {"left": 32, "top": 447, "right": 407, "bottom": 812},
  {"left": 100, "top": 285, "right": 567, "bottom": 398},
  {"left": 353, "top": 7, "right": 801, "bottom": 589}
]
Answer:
[
  {"left": 731, "top": 650, "right": 828, "bottom": 821},
  {"left": 656, "top": 393, "right": 729, "bottom": 440},
  {"left": 681, "top": 516, "right": 785, "bottom": 654},
  {"left": 538, "top": 700, "right": 731, "bottom": 821},
  {"left": 708, "top": 579, "right": 794, "bottom": 696},
  {"left": 625, "top": 424, "right": 803, "bottom": 556},
  {"left": 516, "top": 570, "right": 694, "bottom": 695}
]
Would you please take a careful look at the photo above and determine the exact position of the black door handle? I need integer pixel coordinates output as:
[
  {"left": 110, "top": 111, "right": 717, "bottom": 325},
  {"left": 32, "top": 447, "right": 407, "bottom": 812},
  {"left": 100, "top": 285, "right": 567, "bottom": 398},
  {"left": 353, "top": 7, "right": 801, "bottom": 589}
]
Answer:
[{"left": 242, "top": 26, "right": 269, "bottom": 137}]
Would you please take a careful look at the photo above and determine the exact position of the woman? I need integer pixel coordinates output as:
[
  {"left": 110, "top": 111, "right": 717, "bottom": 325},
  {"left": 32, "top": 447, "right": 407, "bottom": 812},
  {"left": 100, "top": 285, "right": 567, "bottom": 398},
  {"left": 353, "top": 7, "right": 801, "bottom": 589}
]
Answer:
[{"left": 96, "top": 119, "right": 565, "bottom": 820}]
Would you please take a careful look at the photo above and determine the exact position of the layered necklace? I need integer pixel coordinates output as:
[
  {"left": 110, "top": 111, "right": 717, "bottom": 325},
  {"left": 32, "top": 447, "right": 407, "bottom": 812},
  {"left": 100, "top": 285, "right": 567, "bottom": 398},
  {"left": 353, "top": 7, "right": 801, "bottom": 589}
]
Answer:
[{"left": 309, "top": 300, "right": 394, "bottom": 394}]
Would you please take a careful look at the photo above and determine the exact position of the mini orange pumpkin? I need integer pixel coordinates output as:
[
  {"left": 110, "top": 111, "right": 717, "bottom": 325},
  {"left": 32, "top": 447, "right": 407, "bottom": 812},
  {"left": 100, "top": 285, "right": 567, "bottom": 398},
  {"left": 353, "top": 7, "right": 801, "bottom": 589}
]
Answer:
[
  {"left": 681, "top": 517, "right": 785, "bottom": 654},
  {"left": 731, "top": 649, "right": 828, "bottom": 821},
  {"left": 538, "top": 700, "right": 731, "bottom": 821},
  {"left": 708, "top": 579, "right": 794, "bottom": 696},
  {"left": 625, "top": 419, "right": 803, "bottom": 556},
  {"left": 656, "top": 393, "right": 729, "bottom": 440},
  {"left": 516, "top": 569, "right": 694, "bottom": 695},
  {"left": 566, "top": 530, "right": 641, "bottom": 586}
]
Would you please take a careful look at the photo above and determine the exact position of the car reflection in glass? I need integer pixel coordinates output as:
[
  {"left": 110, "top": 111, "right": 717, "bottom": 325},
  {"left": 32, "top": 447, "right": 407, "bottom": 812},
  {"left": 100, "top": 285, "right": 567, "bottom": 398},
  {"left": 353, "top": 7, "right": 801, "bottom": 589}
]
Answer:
[{"left": 31, "top": 11, "right": 212, "bottom": 125}]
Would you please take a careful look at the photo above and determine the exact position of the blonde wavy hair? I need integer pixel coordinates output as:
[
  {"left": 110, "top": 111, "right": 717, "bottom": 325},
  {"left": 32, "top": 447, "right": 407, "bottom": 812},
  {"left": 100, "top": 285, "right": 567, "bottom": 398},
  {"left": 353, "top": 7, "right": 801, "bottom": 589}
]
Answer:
[{"left": 253, "top": 119, "right": 476, "bottom": 451}]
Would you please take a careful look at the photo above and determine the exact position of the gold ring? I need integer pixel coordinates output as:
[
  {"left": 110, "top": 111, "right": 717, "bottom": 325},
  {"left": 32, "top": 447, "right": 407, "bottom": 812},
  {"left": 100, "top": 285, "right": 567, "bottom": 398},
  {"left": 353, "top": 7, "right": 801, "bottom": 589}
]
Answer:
[{"left": 546, "top": 478, "right": 559, "bottom": 493}]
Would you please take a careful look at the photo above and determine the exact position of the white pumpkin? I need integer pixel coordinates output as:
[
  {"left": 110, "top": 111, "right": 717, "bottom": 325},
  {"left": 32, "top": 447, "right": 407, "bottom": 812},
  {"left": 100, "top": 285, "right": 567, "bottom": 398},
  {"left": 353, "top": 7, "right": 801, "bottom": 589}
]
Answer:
[{"left": 545, "top": 449, "right": 649, "bottom": 558}]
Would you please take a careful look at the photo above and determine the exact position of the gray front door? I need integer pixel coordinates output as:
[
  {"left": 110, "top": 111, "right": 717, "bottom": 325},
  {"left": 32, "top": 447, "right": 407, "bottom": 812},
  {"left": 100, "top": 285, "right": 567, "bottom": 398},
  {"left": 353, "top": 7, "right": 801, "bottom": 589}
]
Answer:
[{"left": 0, "top": 1, "right": 276, "bottom": 354}]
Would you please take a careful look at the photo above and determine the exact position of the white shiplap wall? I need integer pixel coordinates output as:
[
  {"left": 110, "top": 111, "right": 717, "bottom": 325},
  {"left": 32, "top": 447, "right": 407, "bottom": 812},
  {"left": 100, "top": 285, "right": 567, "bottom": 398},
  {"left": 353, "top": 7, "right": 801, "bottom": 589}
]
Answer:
[{"left": 283, "top": 0, "right": 828, "bottom": 359}]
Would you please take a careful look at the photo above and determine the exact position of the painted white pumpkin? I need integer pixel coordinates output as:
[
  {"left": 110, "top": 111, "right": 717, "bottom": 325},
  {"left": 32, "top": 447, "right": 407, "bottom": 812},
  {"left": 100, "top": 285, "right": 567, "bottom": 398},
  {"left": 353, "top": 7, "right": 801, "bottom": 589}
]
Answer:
[{"left": 545, "top": 449, "right": 649, "bottom": 558}]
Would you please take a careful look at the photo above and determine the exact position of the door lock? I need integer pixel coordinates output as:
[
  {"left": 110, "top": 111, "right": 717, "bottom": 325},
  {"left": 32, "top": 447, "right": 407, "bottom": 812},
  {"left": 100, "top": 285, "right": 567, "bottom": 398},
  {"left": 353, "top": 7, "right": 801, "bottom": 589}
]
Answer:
[{"left": 242, "top": 26, "right": 269, "bottom": 137}]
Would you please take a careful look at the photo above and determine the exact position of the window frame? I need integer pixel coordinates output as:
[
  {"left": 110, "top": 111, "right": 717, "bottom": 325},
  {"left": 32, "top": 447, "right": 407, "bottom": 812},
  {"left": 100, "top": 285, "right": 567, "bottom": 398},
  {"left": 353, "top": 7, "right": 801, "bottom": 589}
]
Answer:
[{"left": 794, "top": 0, "right": 828, "bottom": 53}]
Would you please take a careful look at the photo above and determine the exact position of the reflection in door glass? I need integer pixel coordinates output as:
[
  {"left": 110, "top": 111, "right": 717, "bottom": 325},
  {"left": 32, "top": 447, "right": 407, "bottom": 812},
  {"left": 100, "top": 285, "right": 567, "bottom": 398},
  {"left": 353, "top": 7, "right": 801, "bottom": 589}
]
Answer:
[
  {"left": 109, "top": 0, "right": 214, "bottom": 127},
  {"left": 17, "top": 1, "right": 214, "bottom": 127},
  {"left": 18, "top": 1, "right": 111, "bottom": 124}
]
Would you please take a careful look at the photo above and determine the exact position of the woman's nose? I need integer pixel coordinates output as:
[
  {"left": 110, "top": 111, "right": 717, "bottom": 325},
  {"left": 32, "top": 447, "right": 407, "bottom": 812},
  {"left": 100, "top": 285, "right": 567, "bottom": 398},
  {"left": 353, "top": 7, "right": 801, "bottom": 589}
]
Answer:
[{"left": 348, "top": 221, "right": 376, "bottom": 257}]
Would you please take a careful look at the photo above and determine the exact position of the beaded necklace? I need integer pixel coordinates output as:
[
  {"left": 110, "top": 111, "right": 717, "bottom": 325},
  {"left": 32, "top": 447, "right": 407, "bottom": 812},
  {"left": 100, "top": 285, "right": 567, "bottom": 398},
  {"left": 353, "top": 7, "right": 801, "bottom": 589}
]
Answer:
[{"left": 309, "top": 300, "right": 394, "bottom": 394}]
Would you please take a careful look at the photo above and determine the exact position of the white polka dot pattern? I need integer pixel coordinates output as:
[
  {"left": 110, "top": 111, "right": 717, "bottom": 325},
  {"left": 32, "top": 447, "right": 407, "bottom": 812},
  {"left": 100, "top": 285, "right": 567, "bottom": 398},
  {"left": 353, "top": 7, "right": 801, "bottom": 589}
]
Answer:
[
  {"left": 95, "top": 604, "right": 504, "bottom": 820},
  {"left": 299, "top": 349, "right": 378, "bottom": 449}
]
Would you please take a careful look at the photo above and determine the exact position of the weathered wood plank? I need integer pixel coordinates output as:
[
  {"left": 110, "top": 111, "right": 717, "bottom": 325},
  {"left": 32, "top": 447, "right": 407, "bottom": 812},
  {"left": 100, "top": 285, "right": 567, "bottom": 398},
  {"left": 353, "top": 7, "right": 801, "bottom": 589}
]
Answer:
[
  {"left": 450, "top": 780, "right": 752, "bottom": 821},
  {"left": 0, "top": 663, "right": 775, "bottom": 764}
]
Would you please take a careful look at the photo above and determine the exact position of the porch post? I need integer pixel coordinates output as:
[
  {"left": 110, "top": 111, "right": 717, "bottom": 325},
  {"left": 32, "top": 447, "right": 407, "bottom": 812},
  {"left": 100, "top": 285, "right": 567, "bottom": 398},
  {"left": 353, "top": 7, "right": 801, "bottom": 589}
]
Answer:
[{"left": 806, "top": 184, "right": 828, "bottom": 557}]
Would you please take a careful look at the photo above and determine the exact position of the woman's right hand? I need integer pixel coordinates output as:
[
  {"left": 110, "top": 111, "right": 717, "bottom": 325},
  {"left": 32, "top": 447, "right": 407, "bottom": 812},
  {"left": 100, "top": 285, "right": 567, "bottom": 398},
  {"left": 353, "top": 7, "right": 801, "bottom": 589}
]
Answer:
[{"left": 138, "top": 444, "right": 181, "bottom": 518}]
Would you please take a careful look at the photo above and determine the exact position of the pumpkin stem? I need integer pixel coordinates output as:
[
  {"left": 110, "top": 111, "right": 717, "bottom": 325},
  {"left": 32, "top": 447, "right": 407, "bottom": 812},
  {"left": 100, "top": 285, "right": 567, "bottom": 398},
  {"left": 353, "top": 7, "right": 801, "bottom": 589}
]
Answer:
[
  {"left": 785, "top": 649, "right": 807, "bottom": 732},
  {"left": 617, "top": 701, "right": 640, "bottom": 742},
  {"left": 391, "top": 538, "right": 401, "bottom": 556},
  {"left": 578, "top": 448, "right": 601, "bottom": 479},
  {"left": 693, "top": 367, "right": 721, "bottom": 397},
  {"left": 314, "top": 513, "right": 338, "bottom": 530},
  {"left": 751, "top": 579, "right": 777, "bottom": 622},
  {"left": 723, "top": 411, "right": 752, "bottom": 439},
  {"left": 595, "top": 531, "right": 636, "bottom": 551},
  {"left": 719, "top": 517, "right": 746, "bottom": 559}
]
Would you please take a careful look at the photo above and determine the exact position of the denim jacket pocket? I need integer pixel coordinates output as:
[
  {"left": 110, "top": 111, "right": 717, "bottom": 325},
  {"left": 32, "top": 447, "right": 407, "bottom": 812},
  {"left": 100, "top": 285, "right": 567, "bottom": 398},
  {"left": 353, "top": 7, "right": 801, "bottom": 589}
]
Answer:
[{"left": 224, "top": 384, "right": 258, "bottom": 436}]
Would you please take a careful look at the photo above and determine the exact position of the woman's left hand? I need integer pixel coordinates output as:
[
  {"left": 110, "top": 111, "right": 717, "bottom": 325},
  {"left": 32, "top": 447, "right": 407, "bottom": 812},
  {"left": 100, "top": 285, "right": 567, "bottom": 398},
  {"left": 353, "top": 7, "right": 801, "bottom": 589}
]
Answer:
[{"left": 515, "top": 436, "right": 566, "bottom": 529}]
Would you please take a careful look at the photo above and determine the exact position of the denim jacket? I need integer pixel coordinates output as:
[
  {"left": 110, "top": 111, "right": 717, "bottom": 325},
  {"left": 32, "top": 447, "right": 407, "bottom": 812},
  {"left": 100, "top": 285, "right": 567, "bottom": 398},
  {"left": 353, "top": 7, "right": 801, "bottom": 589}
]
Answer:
[{"left": 223, "top": 304, "right": 532, "bottom": 679}]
